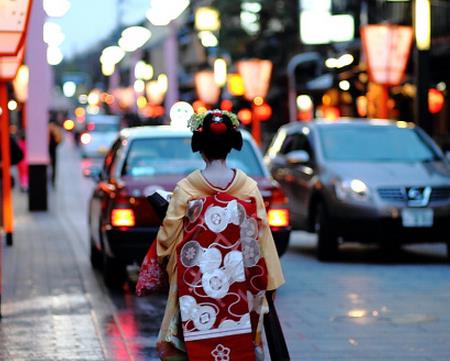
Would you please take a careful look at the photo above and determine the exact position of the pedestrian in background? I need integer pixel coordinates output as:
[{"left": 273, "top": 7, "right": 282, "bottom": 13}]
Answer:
[
  {"left": 16, "top": 130, "right": 28, "bottom": 192},
  {"left": 155, "top": 110, "right": 285, "bottom": 360},
  {"left": 48, "top": 113, "right": 63, "bottom": 187}
]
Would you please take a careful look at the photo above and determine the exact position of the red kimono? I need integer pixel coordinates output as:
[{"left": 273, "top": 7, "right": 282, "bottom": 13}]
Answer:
[{"left": 177, "top": 192, "right": 268, "bottom": 360}]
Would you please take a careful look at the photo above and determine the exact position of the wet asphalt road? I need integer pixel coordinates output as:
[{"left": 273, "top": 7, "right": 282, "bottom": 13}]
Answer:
[{"left": 1, "top": 138, "right": 449, "bottom": 361}]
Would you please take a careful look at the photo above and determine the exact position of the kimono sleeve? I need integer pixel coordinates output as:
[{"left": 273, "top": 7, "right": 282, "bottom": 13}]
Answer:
[
  {"left": 252, "top": 186, "right": 285, "bottom": 290},
  {"left": 156, "top": 183, "right": 189, "bottom": 269}
]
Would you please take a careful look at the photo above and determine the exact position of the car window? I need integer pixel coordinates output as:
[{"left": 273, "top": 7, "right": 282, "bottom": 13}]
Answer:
[
  {"left": 319, "top": 126, "right": 440, "bottom": 162},
  {"left": 280, "top": 133, "right": 313, "bottom": 156},
  {"left": 121, "top": 137, "right": 264, "bottom": 177},
  {"left": 88, "top": 123, "right": 119, "bottom": 133}
]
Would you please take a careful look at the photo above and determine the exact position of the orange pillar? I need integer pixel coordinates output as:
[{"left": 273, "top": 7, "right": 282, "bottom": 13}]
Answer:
[
  {"left": 378, "top": 84, "right": 389, "bottom": 119},
  {"left": 252, "top": 104, "right": 261, "bottom": 146},
  {"left": 0, "top": 82, "right": 13, "bottom": 246}
]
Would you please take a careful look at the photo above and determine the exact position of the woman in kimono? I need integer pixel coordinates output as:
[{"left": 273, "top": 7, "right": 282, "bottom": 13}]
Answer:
[{"left": 156, "top": 110, "right": 285, "bottom": 360}]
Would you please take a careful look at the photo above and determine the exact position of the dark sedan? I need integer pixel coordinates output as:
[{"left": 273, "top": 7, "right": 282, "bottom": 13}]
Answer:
[
  {"left": 87, "top": 126, "right": 291, "bottom": 286},
  {"left": 265, "top": 119, "right": 450, "bottom": 261}
]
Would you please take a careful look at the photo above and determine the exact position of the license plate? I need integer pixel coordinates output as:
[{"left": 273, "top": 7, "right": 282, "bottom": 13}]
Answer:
[{"left": 401, "top": 208, "right": 434, "bottom": 227}]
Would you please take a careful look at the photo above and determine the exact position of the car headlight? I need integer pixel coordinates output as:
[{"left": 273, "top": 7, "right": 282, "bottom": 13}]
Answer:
[{"left": 335, "top": 179, "right": 371, "bottom": 202}]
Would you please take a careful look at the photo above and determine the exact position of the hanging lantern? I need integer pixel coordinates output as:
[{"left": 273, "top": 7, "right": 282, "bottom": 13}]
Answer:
[
  {"left": 253, "top": 103, "right": 272, "bottom": 122},
  {"left": 428, "top": 88, "right": 444, "bottom": 114},
  {"left": 0, "top": 45, "right": 25, "bottom": 82},
  {"left": 236, "top": 59, "right": 272, "bottom": 101},
  {"left": 237, "top": 108, "right": 252, "bottom": 126},
  {"left": 195, "top": 70, "right": 220, "bottom": 105},
  {"left": 227, "top": 73, "right": 245, "bottom": 97},
  {"left": 361, "top": 25, "right": 413, "bottom": 86},
  {"left": 0, "top": 0, "right": 33, "bottom": 56},
  {"left": 12, "top": 64, "right": 29, "bottom": 103}
]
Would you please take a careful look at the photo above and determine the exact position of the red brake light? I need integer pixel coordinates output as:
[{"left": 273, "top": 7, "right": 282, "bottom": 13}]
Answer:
[
  {"left": 268, "top": 208, "right": 290, "bottom": 228},
  {"left": 111, "top": 209, "right": 135, "bottom": 227},
  {"left": 80, "top": 132, "right": 92, "bottom": 144},
  {"left": 270, "top": 187, "right": 288, "bottom": 205}
]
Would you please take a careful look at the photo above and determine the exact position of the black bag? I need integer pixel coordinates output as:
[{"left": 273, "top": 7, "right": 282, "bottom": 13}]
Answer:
[
  {"left": 264, "top": 290, "right": 291, "bottom": 361},
  {"left": 145, "top": 191, "right": 170, "bottom": 221}
]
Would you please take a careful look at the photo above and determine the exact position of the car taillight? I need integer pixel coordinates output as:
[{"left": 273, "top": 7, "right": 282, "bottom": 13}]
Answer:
[
  {"left": 111, "top": 208, "right": 135, "bottom": 227},
  {"left": 266, "top": 186, "right": 290, "bottom": 228},
  {"left": 80, "top": 132, "right": 92, "bottom": 144},
  {"left": 270, "top": 187, "right": 288, "bottom": 204},
  {"left": 268, "top": 208, "right": 290, "bottom": 228}
]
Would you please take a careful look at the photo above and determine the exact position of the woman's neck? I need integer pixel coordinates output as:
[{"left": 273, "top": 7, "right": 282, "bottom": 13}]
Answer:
[
  {"left": 205, "top": 159, "right": 228, "bottom": 171},
  {"left": 202, "top": 159, "right": 235, "bottom": 189}
]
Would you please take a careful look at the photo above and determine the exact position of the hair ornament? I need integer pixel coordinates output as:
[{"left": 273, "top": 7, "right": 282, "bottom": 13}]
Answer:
[{"left": 188, "top": 109, "right": 239, "bottom": 132}]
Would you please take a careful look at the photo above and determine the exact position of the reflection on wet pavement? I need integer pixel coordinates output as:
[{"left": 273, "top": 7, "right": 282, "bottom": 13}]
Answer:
[{"left": 1, "top": 140, "right": 166, "bottom": 360}]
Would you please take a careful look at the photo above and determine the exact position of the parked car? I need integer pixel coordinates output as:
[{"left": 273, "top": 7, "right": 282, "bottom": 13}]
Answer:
[
  {"left": 265, "top": 119, "right": 450, "bottom": 261},
  {"left": 79, "top": 114, "right": 120, "bottom": 158},
  {"left": 86, "top": 126, "right": 291, "bottom": 286}
]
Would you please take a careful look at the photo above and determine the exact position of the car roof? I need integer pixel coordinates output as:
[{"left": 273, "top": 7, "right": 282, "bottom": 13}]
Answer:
[
  {"left": 119, "top": 125, "right": 254, "bottom": 140},
  {"left": 279, "top": 118, "right": 416, "bottom": 133}
]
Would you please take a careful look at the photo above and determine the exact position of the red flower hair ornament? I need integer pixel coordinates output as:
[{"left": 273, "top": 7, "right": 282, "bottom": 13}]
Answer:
[
  {"left": 189, "top": 109, "right": 243, "bottom": 153},
  {"left": 188, "top": 109, "right": 240, "bottom": 134}
]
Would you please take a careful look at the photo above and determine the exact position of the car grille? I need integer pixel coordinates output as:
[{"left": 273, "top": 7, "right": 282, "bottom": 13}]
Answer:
[
  {"left": 430, "top": 187, "right": 450, "bottom": 201},
  {"left": 377, "top": 187, "right": 450, "bottom": 202},
  {"left": 377, "top": 188, "right": 406, "bottom": 201}
]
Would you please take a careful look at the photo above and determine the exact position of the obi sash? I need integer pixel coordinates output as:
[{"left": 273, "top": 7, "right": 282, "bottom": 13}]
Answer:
[{"left": 177, "top": 192, "right": 268, "bottom": 361}]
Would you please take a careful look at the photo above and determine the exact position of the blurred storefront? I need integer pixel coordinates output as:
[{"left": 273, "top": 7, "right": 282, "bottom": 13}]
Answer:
[{"left": 47, "top": 0, "right": 450, "bottom": 148}]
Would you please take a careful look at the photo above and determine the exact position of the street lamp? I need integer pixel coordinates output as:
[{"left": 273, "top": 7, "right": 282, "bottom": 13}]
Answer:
[
  {"left": 118, "top": 26, "right": 151, "bottom": 53},
  {"left": 414, "top": 0, "right": 432, "bottom": 134},
  {"left": 237, "top": 58, "right": 273, "bottom": 145},
  {"left": 195, "top": 7, "right": 220, "bottom": 32}
]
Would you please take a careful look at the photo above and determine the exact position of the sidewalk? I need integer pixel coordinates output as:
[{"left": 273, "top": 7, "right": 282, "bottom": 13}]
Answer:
[{"left": 0, "top": 139, "right": 163, "bottom": 361}]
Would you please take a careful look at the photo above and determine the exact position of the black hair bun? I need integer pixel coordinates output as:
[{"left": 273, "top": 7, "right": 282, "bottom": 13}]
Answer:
[{"left": 190, "top": 110, "right": 242, "bottom": 158}]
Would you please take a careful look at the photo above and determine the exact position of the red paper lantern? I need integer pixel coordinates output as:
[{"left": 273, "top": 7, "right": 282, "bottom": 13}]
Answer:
[
  {"left": 220, "top": 99, "right": 233, "bottom": 111},
  {"left": 428, "top": 88, "right": 445, "bottom": 114},
  {"left": 253, "top": 103, "right": 272, "bottom": 122},
  {"left": 237, "top": 108, "right": 252, "bottom": 126}
]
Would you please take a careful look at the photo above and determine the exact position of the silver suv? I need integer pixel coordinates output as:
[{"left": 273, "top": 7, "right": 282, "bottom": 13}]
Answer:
[{"left": 265, "top": 119, "right": 450, "bottom": 261}]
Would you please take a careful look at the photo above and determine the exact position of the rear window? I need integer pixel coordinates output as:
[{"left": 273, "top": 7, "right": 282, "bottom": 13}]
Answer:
[
  {"left": 89, "top": 123, "right": 119, "bottom": 133},
  {"left": 318, "top": 126, "right": 440, "bottom": 162},
  {"left": 122, "top": 137, "right": 264, "bottom": 177}
]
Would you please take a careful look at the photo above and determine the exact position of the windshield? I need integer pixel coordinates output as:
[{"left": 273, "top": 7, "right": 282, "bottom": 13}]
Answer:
[
  {"left": 122, "top": 137, "right": 264, "bottom": 177},
  {"left": 318, "top": 126, "right": 440, "bottom": 162}
]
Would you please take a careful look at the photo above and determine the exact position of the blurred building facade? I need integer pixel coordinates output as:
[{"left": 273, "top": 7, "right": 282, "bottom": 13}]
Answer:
[{"left": 50, "top": 0, "right": 450, "bottom": 147}]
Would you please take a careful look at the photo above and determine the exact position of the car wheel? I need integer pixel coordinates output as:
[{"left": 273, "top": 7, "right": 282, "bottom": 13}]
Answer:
[
  {"left": 90, "top": 235, "right": 102, "bottom": 269},
  {"left": 446, "top": 242, "right": 450, "bottom": 263},
  {"left": 102, "top": 253, "right": 126, "bottom": 288},
  {"left": 274, "top": 232, "right": 290, "bottom": 257},
  {"left": 315, "top": 204, "right": 338, "bottom": 261}
]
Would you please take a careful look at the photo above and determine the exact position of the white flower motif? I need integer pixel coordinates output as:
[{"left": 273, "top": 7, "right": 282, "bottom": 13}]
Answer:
[
  {"left": 211, "top": 344, "right": 231, "bottom": 361},
  {"left": 185, "top": 246, "right": 196, "bottom": 260}
]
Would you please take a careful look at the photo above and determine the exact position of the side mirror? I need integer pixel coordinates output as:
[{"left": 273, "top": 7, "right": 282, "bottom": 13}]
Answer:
[
  {"left": 83, "top": 166, "right": 102, "bottom": 182},
  {"left": 286, "top": 150, "right": 310, "bottom": 165}
]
